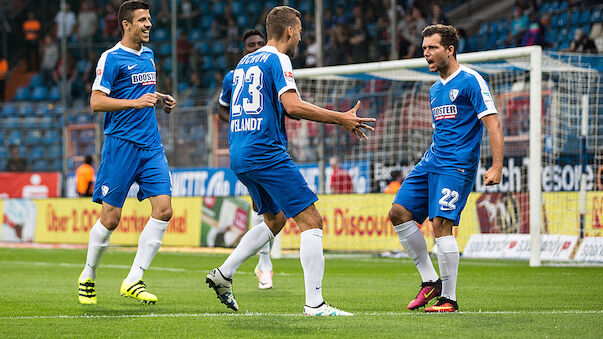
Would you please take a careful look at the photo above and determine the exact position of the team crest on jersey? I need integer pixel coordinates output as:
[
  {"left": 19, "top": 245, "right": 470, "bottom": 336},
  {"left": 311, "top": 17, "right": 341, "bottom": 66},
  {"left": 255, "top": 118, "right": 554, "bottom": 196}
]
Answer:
[
  {"left": 449, "top": 89, "right": 459, "bottom": 102},
  {"left": 101, "top": 185, "right": 109, "bottom": 197}
]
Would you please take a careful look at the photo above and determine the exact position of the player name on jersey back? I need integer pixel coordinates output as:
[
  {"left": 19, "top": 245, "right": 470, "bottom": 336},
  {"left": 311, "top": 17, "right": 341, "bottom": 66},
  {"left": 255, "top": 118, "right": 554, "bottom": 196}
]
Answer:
[{"left": 231, "top": 117, "right": 264, "bottom": 132}]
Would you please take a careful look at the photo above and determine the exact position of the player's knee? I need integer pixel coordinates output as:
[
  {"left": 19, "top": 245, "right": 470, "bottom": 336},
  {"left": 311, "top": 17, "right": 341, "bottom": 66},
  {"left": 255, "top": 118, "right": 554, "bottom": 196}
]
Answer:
[
  {"left": 388, "top": 205, "right": 412, "bottom": 226},
  {"left": 153, "top": 206, "right": 173, "bottom": 221},
  {"left": 101, "top": 214, "right": 120, "bottom": 230}
]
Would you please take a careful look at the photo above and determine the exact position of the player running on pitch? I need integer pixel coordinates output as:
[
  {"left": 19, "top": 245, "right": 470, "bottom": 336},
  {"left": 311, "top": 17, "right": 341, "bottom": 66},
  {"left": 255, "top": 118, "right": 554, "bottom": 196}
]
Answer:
[
  {"left": 217, "top": 29, "right": 276, "bottom": 290},
  {"left": 78, "top": 0, "right": 176, "bottom": 305},
  {"left": 206, "top": 6, "right": 375, "bottom": 316},
  {"left": 388, "top": 24, "right": 504, "bottom": 312}
]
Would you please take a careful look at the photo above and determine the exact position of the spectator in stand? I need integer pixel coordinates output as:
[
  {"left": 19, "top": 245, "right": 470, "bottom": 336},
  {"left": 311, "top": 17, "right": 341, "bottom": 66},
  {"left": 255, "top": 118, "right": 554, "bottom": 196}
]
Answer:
[
  {"left": 225, "top": 18, "right": 240, "bottom": 69},
  {"left": 428, "top": 3, "right": 449, "bottom": 26},
  {"left": 185, "top": 72, "right": 203, "bottom": 97},
  {"left": 52, "top": 54, "right": 78, "bottom": 99},
  {"left": 305, "top": 33, "right": 317, "bottom": 67},
  {"left": 329, "top": 156, "right": 354, "bottom": 194},
  {"left": 76, "top": 1, "right": 97, "bottom": 49},
  {"left": 22, "top": 11, "right": 41, "bottom": 72},
  {"left": 457, "top": 28, "right": 467, "bottom": 53},
  {"left": 102, "top": 3, "right": 119, "bottom": 39},
  {"left": 81, "top": 50, "right": 98, "bottom": 97},
  {"left": 176, "top": 31, "right": 193, "bottom": 79},
  {"left": 326, "top": 24, "right": 351, "bottom": 65},
  {"left": 254, "top": 7, "right": 270, "bottom": 34},
  {"left": 564, "top": 28, "right": 598, "bottom": 53},
  {"left": 303, "top": 12, "right": 315, "bottom": 35},
  {"left": 179, "top": 0, "right": 199, "bottom": 31},
  {"left": 350, "top": 6, "right": 368, "bottom": 63},
  {"left": 506, "top": 7, "right": 528, "bottom": 47},
  {"left": 410, "top": 3, "right": 427, "bottom": 57},
  {"left": 76, "top": 155, "right": 95, "bottom": 197},
  {"left": 40, "top": 34, "right": 59, "bottom": 87},
  {"left": 384, "top": 170, "right": 404, "bottom": 194},
  {"left": 55, "top": 2, "right": 76, "bottom": 41},
  {"left": 5, "top": 145, "right": 28, "bottom": 172},
  {"left": 156, "top": 0, "right": 171, "bottom": 28},
  {"left": 333, "top": 5, "right": 350, "bottom": 26},
  {"left": 0, "top": 56, "right": 6, "bottom": 101},
  {"left": 521, "top": 13, "right": 551, "bottom": 48}
]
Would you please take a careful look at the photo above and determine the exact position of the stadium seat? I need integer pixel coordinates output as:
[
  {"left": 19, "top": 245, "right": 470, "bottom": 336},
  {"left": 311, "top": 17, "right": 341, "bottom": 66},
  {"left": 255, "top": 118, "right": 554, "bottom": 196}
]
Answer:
[
  {"left": 557, "top": 12, "right": 568, "bottom": 27},
  {"left": 1, "top": 102, "right": 17, "bottom": 116},
  {"left": 546, "top": 28, "right": 558, "bottom": 43},
  {"left": 14, "top": 86, "right": 30, "bottom": 101},
  {"left": 30, "top": 145, "right": 45, "bottom": 158},
  {"left": 213, "top": 1, "right": 225, "bottom": 15},
  {"left": 28, "top": 74, "right": 43, "bottom": 87},
  {"left": 8, "top": 130, "right": 23, "bottom": 144},
  {"left": 18, "top": 102, "right": 35, "bottom": 115},
  {"left": 579, "top": 10, "right": 591, "bottom": 25},
  {"left": 202, "top": 56, "right": 213, "bottom": 70},
  {"left": 21, "top": 117, "right": 38, "bottom": 129},
  {"left": 194, "top": 41, "right": 209, "bottom": 54},
  {"left": 31, "top": 87, "right": 48, "bottom": 101},
  {"left": 38, "top": 116, "right": 53, "bottom": 128},
  {"left": 247, "top": 1, "right": 262, "bottom": 15},
  {"left": 51, "top": 159, "right": 62, "bottom": 171},
  {"left": 212, "top": 41, "right": 224, "bottom": 55},
  {"left": 215, "top": 55, "right": 227, "bottom": 70},
  {"left": 31, "top": 159, "right": 48, "bottom": 172},
  {"left": 178, "top": 82, "right": 189, "bottom": 93},
  {"left": 154, "top": 28, "right": 169, "bottom": 41},
  {"left": 4, "top": 117, "right": 20, "bottom": 129},
  {"left": 591, "top": 9, "right": 601, "bottom": 24},
  {"left": 48, "top": 86, "right": 61, "bottom": 101},
  {"left": 237, "top": 15, "right": 249, "bottom": 27},
  {"left": 559, "top": 0, "right": 568, "bottom": 10},
  {"left": 162, "top": 57, "right": 172, "bottom": 73},
  {"left": 201, "top": 15, "right": 213, "bottom": 29},
  {"left": 189, "top": 29, "right": 203, "bottom": 41},
  {"left": 158, "top": 43, "right": 171, "bottom": 56},
  {"left": 231, "top": 1, "right": 243, "bottom": 15},
  {"left": 299, "top": 1, "right": 313, "bottom": 13},
  {"left": 571, "top": 11, "right": 580, "bottom": 25}
]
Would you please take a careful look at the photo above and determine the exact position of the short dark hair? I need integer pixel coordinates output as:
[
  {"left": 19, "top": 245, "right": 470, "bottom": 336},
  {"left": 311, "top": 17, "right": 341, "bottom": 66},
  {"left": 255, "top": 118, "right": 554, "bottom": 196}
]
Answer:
[
  {"left": 422, "top": 24, "right": 460, "bottom": 57},
  {"left": 118, "top": 0, "right": 150, "bottom": 35},
  {"left": 266, "top": 6, "right": 301, "bottom": 41},
  {"left": 84, "top": 155, "right": 93, "bottom": 165},
  {"left": 242, "top": 29, "right": 266, "bottom": 43}
]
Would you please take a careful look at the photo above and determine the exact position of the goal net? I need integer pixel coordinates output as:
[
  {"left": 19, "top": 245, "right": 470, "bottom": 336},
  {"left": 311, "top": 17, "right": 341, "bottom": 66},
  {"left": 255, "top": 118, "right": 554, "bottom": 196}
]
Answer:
[{"left": 287, "top": 46, "right": 601, "bottom": 265}]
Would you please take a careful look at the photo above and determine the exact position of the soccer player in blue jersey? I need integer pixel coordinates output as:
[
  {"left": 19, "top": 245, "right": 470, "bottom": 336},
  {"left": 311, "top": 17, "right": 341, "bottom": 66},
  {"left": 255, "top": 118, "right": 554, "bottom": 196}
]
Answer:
[
  {"left": 388, "top": 24, "right": 504, "bottom": 312},
  {"left": 218, "top": 29, "right": 277, "bottom": 290},
  {"left": 77, "top": 0, "right": 176, "bottom": 305},
  {"left": 206, "top": 6, "right": 375, "bottom": 316}
]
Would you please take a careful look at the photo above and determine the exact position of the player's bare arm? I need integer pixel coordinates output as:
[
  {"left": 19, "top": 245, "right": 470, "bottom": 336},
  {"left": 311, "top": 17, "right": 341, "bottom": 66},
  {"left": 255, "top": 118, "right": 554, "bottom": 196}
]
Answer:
[
  {"left": 217, "top": 104, "right": 229, "bottom": 123},
  {"left": 90, "top": 90, "right": 156, "bottom": 112},
  {"left": 481, "top": 113, "right": 504, "bottom": 186},
  {"left": 155, "top": 91, "right": 176, "bottom": 114},
  {"left": 280, "top": 90, "right": 375, "bottom": 140}
]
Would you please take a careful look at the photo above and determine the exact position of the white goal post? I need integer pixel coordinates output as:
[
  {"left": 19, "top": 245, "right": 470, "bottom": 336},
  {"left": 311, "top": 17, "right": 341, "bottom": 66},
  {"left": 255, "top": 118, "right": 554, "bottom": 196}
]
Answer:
[{"left": 290, "top": 46, "right": 601, "bottom": 266}]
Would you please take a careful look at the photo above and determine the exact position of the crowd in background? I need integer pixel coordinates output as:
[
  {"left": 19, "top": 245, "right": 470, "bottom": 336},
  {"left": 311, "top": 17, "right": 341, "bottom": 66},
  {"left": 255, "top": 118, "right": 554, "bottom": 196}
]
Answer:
[{"left": 1, "top": 0, "right": 601, "bottom": 104}]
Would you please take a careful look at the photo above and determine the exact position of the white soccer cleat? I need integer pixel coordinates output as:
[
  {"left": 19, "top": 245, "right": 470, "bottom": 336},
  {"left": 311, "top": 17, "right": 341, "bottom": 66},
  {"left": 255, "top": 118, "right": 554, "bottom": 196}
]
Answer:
[
  {"left": 303, "top": 302, "right": 353, "bottom": 316},
  {"left": 254, "top": 264, "right": 273, "bottom": 290},
  {"left": 206, "top": 268, "right": 239, "bottom": 311}
]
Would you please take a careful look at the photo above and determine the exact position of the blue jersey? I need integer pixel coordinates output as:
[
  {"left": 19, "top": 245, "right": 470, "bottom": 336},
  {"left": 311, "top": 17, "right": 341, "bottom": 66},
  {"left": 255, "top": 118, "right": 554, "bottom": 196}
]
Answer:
[
  {"left": 92, "top": 42, "right": 162, "bottom": 150},
  {"left": 228, "top": 45, "right": 299, "bottom": 174},
  {"left": 418, "top": 65, "right": 498, "bottom": 180},
  {"left": 219, "top": 70, "right": 234, "bottom": 108}
]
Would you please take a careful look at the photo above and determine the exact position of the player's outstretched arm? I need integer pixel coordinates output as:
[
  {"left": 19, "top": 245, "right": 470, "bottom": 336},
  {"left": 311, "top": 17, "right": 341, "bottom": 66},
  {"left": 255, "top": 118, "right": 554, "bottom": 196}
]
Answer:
[
  {"left": 155, "top": 92, "right": 176, "bottom": 114},
  {"left": 481, "top": 114, "right": 504, "bottom": 186},
  {"left": 90, "top": 90, "right": 157, "bottom": 112},
  {"left": 280, "top": 90, "right": 375, "bottom": 140}
]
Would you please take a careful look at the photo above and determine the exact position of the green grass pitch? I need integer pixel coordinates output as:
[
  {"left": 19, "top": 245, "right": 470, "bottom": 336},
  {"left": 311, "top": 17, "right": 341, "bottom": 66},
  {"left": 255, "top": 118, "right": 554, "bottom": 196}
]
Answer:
[{"left": 0, "top": 247, "right": 601, "bottom": 338}]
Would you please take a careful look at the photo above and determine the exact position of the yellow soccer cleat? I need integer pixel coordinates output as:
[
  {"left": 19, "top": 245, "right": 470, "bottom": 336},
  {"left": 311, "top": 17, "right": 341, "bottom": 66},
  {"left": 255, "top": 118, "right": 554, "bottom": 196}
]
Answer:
[
  {"left": 120, "top": 280, "right": 158, "bottom": 304},
  {"left": 78, "top": 278, "right": 97, "bottom": 304}
]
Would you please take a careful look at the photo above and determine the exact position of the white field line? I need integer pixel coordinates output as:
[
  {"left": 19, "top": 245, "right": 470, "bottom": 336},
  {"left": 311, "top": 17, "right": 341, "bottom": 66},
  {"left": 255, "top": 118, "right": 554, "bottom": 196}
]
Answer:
[
  {"left": 0, "top": 260, "right": 293, "bottom": 276},
  {"left": 1, "top": 310, "right": 602, "bottom": 320}
]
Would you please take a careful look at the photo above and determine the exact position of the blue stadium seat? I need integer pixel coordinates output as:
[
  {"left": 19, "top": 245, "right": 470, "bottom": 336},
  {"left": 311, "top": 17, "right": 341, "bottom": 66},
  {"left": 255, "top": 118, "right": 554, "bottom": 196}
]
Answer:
[
  {"left": 51, "top": 159, "right": 62, "bottom": 171},
  {"left": 21, "top": 117, "right": 38, "bottom": 129},
  {"left": 162, "top": 57, "right": 172, "bottom": 73},
  {"left": 201, "top": 15, "right": 213, "bottom": 29},
  {"left": 154, "top": 28, "right": 169, "bottom": 41},
  {"left": 546, "top": 28, "right": 558, "bottom": 43},
  {"left": 215, "top": 55, "right": 227, "bottom": 70},
  {"left": 558, "top": 27, "right": 569, "bottom": 41},
  {"left": 189, "top": 29, "right": 203, "bottom": 41},
  {"left": 591, "top": 9, "right": 601, "bottom": 24},
  {"left": 31, "top": 87, "right": 48, "bottom": 101},
  {"left": 194, "top": 41, "right": 209, "bottom": 54},
  {"left": 247, "top": 1, "right": 262, "bottom": 15},
  {"left": 237, "top": 15, "right": 249, "bottom": 28},
  {"left": 1, "top": 102, "right": 17, "bottom": 116},
  {"left": 14, "top": 86, "right": 30, "bottom": 101},
  {"left": 212, "top": 41, "right": 224, "bottom": 55},
  {"left": 8, "top": 130, "right": 23, "bottom": 144},
  {"left": 202, "top": 56, "right": 213, "bottom": 70},
  {"left": 29, "top": 74, "right": 43, "bottom": 87},
  {"left": 213, "top": 2, "right": 225, "bottom": 15},
  {"left": 18, "top": 102, "right": 35, "bottom": 115},
  {"left": 557, "top": 12, "right": 568, "bottom": 27},
  {"left": 39, "top": 116, "right": 53, "bottom": 128},
  {"left": 4, "top": 117, "right": 20, "bottom": 129},
  {"left": 299, "top": 1, "right": 313, "bottom": 13},
  {"left": 540, "top": 2, "right": 550, "bottom": 13},
  {"left": 31, "top": 159, "right": 48, "bottom": 172},
  {"left": 158, "top": 43, "right": 171, "bottom": 56},
  {"left": 231, "top": 1, "right": 243, "bottom": 15},
  {"left": 48, "top": 145, "right": 62, "bottom": 159},
  {"left": 579, "top": 10, "right": 591, "bottom": 25},
  {"left": 30, "top": 145, "right": 45, "bottom": 158},
  {"left": 178, "top": 82, "right": 189, "bottom": 93},
  {"left": 478, "top": 22, "right": 489, "bottom": 36},
  {"left": 48, "top": 86, "right": 61, "bottom": 101},
  {"left": 581, "top": 24, "right": 591, "bottom": 36}
]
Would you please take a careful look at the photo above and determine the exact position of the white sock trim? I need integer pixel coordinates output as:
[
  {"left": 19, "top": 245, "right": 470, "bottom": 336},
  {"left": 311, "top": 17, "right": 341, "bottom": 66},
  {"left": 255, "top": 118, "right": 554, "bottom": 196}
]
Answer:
[
  {"left": 435, "top": 235, "right": 459, "bottom": 253},
  {"left": 393, "top": 220, "right": 418, "bottom": 239}
]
